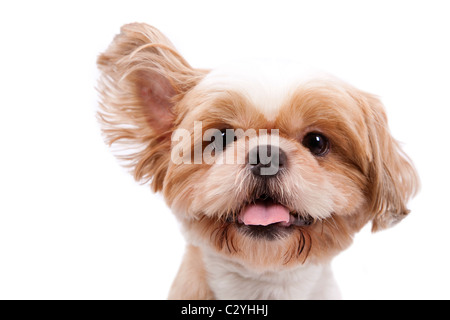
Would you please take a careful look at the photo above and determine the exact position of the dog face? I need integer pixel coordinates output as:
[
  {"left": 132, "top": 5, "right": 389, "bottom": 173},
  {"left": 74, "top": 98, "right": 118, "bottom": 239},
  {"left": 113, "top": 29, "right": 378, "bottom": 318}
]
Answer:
[{"left": 98, "top": 23, "right": 419, "bottom": 271}]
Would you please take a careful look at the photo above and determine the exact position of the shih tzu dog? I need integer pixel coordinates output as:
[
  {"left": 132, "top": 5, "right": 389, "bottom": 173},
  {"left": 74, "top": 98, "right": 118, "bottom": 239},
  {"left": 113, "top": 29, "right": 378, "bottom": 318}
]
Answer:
[{"left": 97, "top": 23, "right": 419, "bottom": 299}]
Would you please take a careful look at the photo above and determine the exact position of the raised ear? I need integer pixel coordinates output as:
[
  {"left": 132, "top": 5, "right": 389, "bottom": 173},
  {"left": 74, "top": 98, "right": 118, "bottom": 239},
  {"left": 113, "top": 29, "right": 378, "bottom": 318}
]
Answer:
[
  {"left": 97, "top": 23, "right": 206, "bottom": 191},
  {"left": 361, "top": 93, "right": 420, "bottom": 231}
]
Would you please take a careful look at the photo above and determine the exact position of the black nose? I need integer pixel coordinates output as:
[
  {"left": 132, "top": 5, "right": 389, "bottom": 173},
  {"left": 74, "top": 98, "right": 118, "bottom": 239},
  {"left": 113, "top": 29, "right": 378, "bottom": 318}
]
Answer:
[{"left": 249, "top": 145, "right": 287, "bottom": 176}]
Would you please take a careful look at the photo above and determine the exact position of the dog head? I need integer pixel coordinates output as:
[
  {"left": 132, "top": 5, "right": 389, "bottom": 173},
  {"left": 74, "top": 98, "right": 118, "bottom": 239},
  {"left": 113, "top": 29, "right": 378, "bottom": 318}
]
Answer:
[{"left": 98, "top": 23, "right": 419, "bottom": 270}]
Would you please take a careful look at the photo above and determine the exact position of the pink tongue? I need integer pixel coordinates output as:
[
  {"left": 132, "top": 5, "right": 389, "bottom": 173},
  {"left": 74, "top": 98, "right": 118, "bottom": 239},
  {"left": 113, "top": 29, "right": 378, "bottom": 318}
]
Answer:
[{"left": 239, "top": 202, "right": 290, "bottom": 226}]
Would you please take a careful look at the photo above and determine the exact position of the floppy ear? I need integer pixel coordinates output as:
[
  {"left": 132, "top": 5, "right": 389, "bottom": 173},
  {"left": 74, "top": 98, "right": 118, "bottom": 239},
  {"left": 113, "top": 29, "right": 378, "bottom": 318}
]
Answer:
[
  {"left": 361, "top": 93, "right": 420, "bottom": 231},
  {"left": 97, "top": 23, "right": 206, "bottom": 191}
]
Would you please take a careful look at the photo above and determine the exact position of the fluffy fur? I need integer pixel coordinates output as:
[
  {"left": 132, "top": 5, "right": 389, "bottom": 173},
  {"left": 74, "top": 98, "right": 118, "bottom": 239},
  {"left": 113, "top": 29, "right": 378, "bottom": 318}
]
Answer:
[{"left": 97, "top": 23, "right": 419, "bottom": 299}]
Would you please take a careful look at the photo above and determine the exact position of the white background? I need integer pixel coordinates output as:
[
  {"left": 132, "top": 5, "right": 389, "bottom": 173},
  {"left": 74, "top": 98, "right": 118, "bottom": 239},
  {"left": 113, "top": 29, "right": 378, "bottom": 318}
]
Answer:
[{"left": 1, "top": 0, "right": 449, "bottom": 299}]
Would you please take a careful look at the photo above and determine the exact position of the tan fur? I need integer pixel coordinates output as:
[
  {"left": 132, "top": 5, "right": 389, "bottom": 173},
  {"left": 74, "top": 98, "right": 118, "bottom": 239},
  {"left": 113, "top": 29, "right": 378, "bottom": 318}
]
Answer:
[
  {"left": 168, "top": 245, "right": 214, "bottom": 299},
  {"left": 97, "top": 23, "right": 419, "bottom": 299},
  {"left": 97, "top": 23, "right": 207, "bottom": 191}
]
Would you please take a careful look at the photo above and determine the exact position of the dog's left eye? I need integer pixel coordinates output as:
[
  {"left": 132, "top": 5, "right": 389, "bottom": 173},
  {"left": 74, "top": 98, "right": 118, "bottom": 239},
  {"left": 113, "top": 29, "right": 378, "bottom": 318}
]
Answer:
[{"left": 302, "top": 132, "right": 330, "bottom": 156}]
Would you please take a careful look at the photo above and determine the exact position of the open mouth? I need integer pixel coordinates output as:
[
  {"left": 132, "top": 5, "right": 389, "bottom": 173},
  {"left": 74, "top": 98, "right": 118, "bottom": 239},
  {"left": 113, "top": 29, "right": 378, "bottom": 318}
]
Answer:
[{"left": 228, "top": 195, "right": 314, "bottom": 240}]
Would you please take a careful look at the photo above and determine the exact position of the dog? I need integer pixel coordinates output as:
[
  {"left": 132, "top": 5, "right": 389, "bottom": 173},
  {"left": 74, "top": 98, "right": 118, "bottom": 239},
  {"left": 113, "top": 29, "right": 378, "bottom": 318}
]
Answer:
[{"left": 97, "top": 23, "right": 419, "bottom": 299}]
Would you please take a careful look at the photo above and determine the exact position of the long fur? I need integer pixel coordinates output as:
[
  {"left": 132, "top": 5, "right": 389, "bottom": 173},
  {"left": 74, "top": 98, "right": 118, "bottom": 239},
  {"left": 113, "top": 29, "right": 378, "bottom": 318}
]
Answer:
[{"left": 97, "top": 23, "right": 419, "bottom": 299}]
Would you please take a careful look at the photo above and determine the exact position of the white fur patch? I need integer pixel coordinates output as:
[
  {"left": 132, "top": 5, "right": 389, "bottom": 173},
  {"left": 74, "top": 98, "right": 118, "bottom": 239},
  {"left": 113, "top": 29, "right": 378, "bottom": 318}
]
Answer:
[
  {"left": 203, "top": 249, "right": 341, "bottom": 300},
  {"left": 197, "top": 59, "right": 327, "bottom": 120}
]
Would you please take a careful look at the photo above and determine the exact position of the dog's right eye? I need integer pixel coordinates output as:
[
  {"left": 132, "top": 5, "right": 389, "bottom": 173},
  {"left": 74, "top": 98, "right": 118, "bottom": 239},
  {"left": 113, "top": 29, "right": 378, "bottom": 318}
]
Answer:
[{"left": 219, "top": 129, "right": 237, "bottom": 149}]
